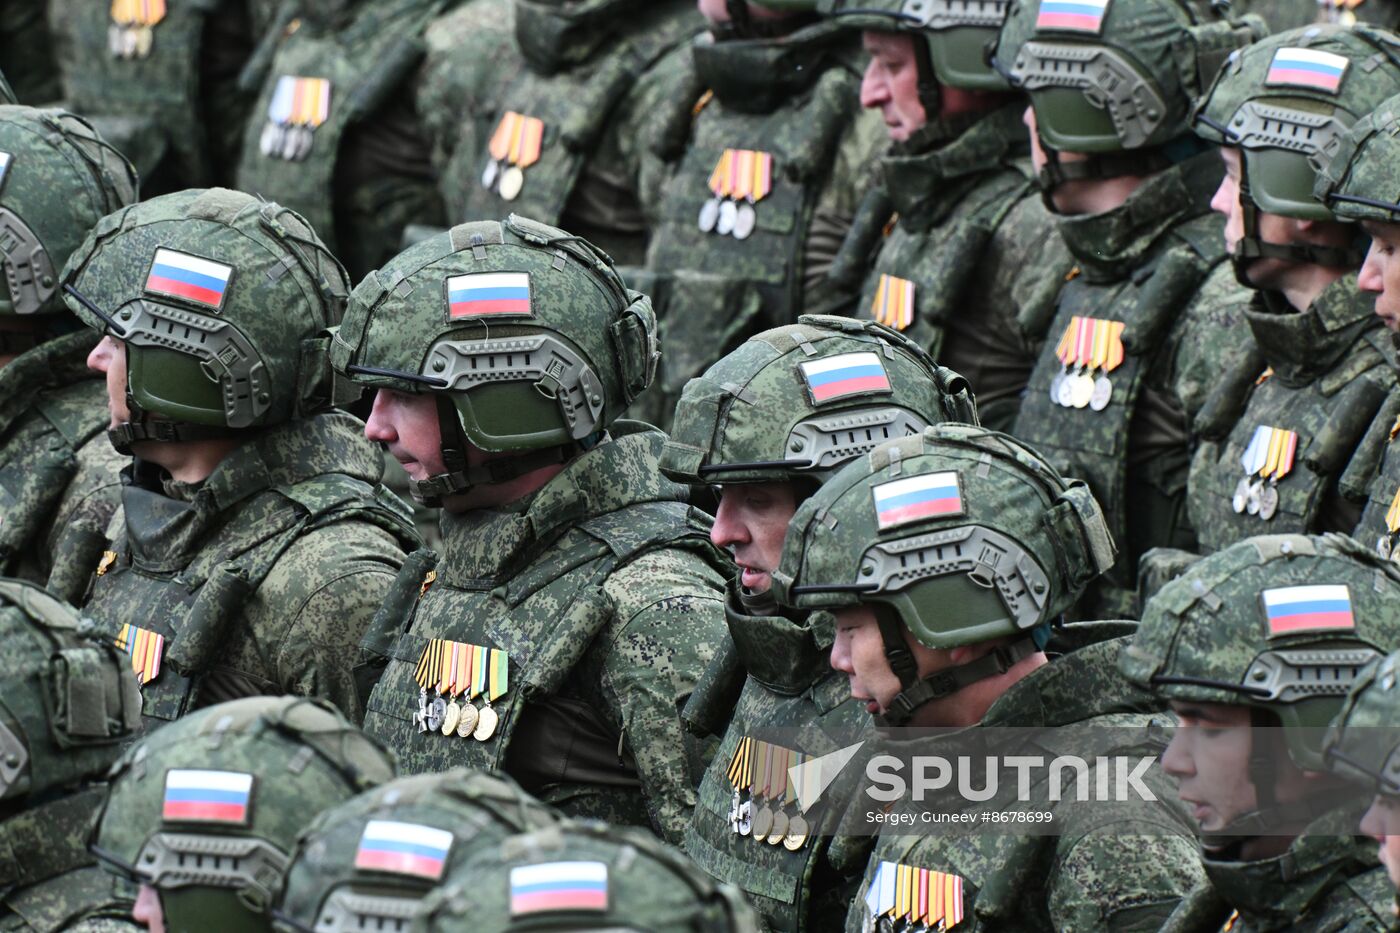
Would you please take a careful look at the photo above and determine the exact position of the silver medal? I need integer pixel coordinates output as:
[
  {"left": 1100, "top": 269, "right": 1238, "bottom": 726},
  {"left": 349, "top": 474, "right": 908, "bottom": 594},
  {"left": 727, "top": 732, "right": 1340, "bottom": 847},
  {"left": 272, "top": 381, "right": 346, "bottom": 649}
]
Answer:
[
  {"left": 427, "top": 696, "right": 447, "bottom": 732},
  {"left": 481, "top": 159, "right": 500, "bottom": 191},
  {"left": 1379, "top": 535, "right": 1394, "bottom": 561},
  {"left": 1246, "top": 480, "right": 1263, "bottom": 516},
  {"left": 1232, "top": 477, "right": 1251, "bottom": 514},
  {"left": 733, "top": 202, "right": 757, "bottom": 240},
  {"left": 414, "top": 688, "right": 430, "bottom": 734},
  {"left": 698, "top": 197, "right": 721, "bottom": 234},
  {"left": 293, "top": 125, "right": 315, "bottom": 161},
  {"left": 717, "top": 199, "right": 738, "bottom": 237},
  {"left": 1258, "top": 484, "right": 1279, "bottom": 521},
  {"left": 737, "top": 798, "right": 752, "bottom": 836},
  {"left": 1089, "top": 375, "right": 1113, "bottom": 411},
  {"left": 259, "top": 122, "right": 282, "bottom": 158},
  {"left": 1050, "top": 371, "right": 1066, "bottom": 406},
  {"left": 1056, "top": 370, "right": 1077, "bottom": 408},
  {"left": 108, "top": 24, "right": 125, "bottom": 56}
]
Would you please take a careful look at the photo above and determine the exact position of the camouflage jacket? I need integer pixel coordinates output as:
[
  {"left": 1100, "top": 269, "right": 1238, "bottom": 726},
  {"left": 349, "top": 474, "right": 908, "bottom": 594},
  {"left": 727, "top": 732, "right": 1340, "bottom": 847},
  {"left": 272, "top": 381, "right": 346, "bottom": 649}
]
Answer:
[
  {"left": 845, "top": 624, "right": 1206, "bottom": 932},
  {"left": 1011, "top": 151, "right": 1255, "bottom": 618},
  {"left": 0, "top": 331, "right": 126, "bottom": 605},
  {"left": 0, "top": 0, "right": 59, "bottom": 104},
  {"left": 358, "top": 424, "right": 730, "bottom": 844},
  {"left": 79, "top": 411, "right": 417, "bottom": 725},
  {"left": 1188, "top": 277, "right": 1395, "bottom": 554},
  {"left": 630, "top": 20, "right": 886, "bottom": 430},
  {"left": 1159, "top": 810, "right": 1396, "bottom": 932},
  {"left": 1344, "top": 375, "right": 1400, "bottom": 557},
  {"left": 428, "top": 0, "right": 702, "bottom": 268},
  {"left": 681, "top": 583, "right": 870, "bottom": 932},
  {"left": 832, "top": 104, "right": 1072, "bottom": 432}
]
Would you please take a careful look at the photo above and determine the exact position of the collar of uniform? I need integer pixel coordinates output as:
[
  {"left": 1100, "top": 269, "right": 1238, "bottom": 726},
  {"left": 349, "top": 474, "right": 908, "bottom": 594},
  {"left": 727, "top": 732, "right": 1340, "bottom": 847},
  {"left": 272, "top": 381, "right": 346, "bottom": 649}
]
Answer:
[
  {"left": 724, "top": 580, "right": 826, "bottom": 696},
  {"left": 693, "top": 18, "right": 854, "bottom": 115},
  {"left": 1055, "top": 148, "right": 1219, "bottom": 280},
  {"left": 879, "top": 104, "right": 1027, "bottom": 229},
  {"left": 1199, "top": 807, "right": 1384, "bottom": 929},
  {"left": 437, "top": 423, "right": 689, "bottom": 579},
  {"left": 0, "top": 330, "right": 101, "bottom": 438},
  {"left": 978, "top": 631, "right": 1161, "bottom": 728},
  {"left": 1246, "top": 276, "right": 1380, "bottom": 387},
  {"left": 514, "top": 0, "right": 695, "bottom": 76}
]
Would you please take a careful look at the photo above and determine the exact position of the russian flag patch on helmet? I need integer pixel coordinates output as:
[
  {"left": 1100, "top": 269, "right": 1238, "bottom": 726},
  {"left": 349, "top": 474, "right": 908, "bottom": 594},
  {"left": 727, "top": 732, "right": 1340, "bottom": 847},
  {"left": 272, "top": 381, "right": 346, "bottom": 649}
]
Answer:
[
  {"left": 1265, "top": 47, "right": 1349, "bottom": 93},
  {"left": 1262, "top": 584, "right": 1355, "bottom": 635},
  {"left": 446, "top": 272, "right": 532, "bottom": 319},
  {"left": 799, "top": 352, "right": 891, "bottom": 404},
  {"left": 144, "top": 248, "right": 233, "bottom": 311},
  {"left": 509, "top": 861, "right": 609, "bottom": 916},
  {"left": 1036, "top": 0, "right": 1110, "bottom": 33},
  {"left": 354, "top": 820, "right": 453, "bottom": 880},
  {"left": 162, "top": 769, "right": 253, "bottom": 824},
  {"left": 873, "top": 471, "right": 964, "bottom": 531}
]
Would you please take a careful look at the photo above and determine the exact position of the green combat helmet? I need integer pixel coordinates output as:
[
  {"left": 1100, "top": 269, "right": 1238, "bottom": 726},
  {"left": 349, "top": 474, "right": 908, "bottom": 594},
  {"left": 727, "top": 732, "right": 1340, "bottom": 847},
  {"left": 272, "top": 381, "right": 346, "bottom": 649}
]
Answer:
[
  {"left": 0, "top": 106, "right": 136, "bottom": 320},
  {"left": 329, "top": 214, "right": 658, "bottom": 506},
  {"left": 89, "top": 696, "right": 396, "bottom": 933},
  {"left": 272, "top": 769, "right": 559, "bottom": 933},
  {"left": 771, "top": 423, "right": 1117, "bottom": 725},
  {"left": 660, "top": 314, "right": 978, "bottom": 488},
  {"left": 411, "top": 820, "right": 763, "bottom": 932},
  {"left": 1325, "top": 649, "right": 1400, "bottom": 804},
  {"left": 993, "top": 0, "right": 1259, "bottom": 186},
  {"left": 1315, "top": 90, "right": 1400, "bottom": 224},
  {"left": 1120, "top": 533, "right": 1400, "bottom": 847},
  {"left": 1195, "top": 25, "right": 1400, "bottom": 276},
  {"left": 60, "top": 187, "right": 354, "bottom": 454}
]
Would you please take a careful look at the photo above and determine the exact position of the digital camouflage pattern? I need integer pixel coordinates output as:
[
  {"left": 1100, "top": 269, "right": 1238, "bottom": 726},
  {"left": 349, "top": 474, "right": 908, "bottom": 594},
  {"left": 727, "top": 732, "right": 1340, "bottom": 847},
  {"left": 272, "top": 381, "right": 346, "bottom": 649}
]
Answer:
[
  {"left": 1187, "top": 279, "right": 1394, "bottom": 553},
  {"left": 91, "top": 696, "right": 395, "bottom": 933},
  {"left": 0, "top": 2, "right": 58, "bottom": 105},
  {"left": 1326, "top": 649, "right": 1400, "bottom": 801},
  {"left": 0, "top": 107, "right": 137, "bottom": 604},
  {"left": 235, "top": 0, "right": 450, "bottom": 279},
  {"left": 632, "top": 17, "right": 885, "bottom": 429},
  {"left": 1316, "top": 90, "right": 1400, "bottom": 224},
  {"left": 275, "top": 769, "right": 559, "bottom": 931},
  {"left": 413, "top": 819, "right": 764, "bottom": 932},
  {"left": 0, "top": 578, "right": 141, "bottom": 932},
  {"left": 1232, "top": 0, "right": 1400, "bottom": 31},
  {"left": 431, "top": 0, "right": 703, "bottom": 268}
]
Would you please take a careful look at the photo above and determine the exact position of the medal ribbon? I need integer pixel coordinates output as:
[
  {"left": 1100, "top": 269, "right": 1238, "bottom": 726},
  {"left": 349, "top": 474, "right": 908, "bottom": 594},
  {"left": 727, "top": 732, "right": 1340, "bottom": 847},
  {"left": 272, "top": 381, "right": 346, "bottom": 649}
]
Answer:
[
  {"left": 488, "top": 647, "right": 509, "bottom": 701},
  {"left": 470, "top": 642, "right": 488, "bottom": 700},
  {"left": 1094, "top": 319, "right": 1125, "bottom": 373},
  {"left": 871, "top": 274, "right": 915, "bottom": 331},
  {"left": 726, "top": 737, "right": 753, "bottom": 790},
  {"left": 1240, "top": 425, "right": 1271, "bottom": 477},
  {"left": 115, "top": 623, "right": 164, "bottom": 685},
  {"left": 1074, "top": 316, "right": 1093, "bottom": 370},
  {"left": 443, "top": 641, "right": 460, "bottom": 698},
  {"left": 1270, "top": 428, "right": 1298, "bottom": 482},
  {"left": 1089, "top": 318, "right": 1110, "bottom": 375},
  {"left": 784, "top": 751, "right": 803, "bottom": 810},
  {"left": 455, "top": 643, "right": 472, "bottom": 700},
  {"left": 1054, "top": 316, "right": 1079, "bottom": 368},
  {"left": 489, "top": 113, "right": 520, "bottom": 163},
  {"left": 759, "top": 741, "right": 775, "bottom": 803},
  {"left": 895, "top": 862, "right": 913, "bottom": 920},
  {"left": 733, "top": 150, "right": 753, "bottom": 203},
  {"left": 487, "top": 112, "right": 545, "bottom": 167},
  {"left": 140, "top": 0, "right": 166, "bottom": 25},
  {"left": 414, "top": 639, "right": 444, "bottom": 692},
  {"left": 1387, "top": 486, "right": 1400, "bottom": 535}
]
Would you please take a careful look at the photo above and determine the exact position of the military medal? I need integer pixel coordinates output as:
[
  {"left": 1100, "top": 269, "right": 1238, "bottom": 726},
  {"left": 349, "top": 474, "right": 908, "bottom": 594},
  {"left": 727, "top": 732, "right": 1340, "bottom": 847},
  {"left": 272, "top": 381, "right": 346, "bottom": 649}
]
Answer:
[
  {"left": 733, "top": 203, "right": 757, "bottom": 241},
  {"left": 483, "top": 111, "right": 544, "bottom": 201},
  {"left": 414, "top": 688, "right": 430, "bottom": 734},
  {"left": 716, "top": 199, "right": 738, "bottom": 237},
  {"left": 1238, "top": 425, "right": 1298, "bottom": 522},
  {"left": 698, "top": 197, "right": 721, "bottom": 233},
  {"left": 413, "top": 640, "right": 446, "bottom": 735},
  {"left": 751, "top": 741, "right": 775, "bottom": 842},
  {"left": 870, "top": 274, "right": 915, "bottom": 332},
  {"left": 1380, "top": 486, "right": 1400, "bottom": 560},
  {"left": 472, "top": 646, "right": 508, "bottom": 742},
  {"left": 703, "top": 149, "right": 774, "bottom": 239},
  {"left": 114, "top": 623, "right": 165, "bottom": 687},
  {"left": 1236, "top": 426, "right": 1269, "bottom": 516},
  {"left": 1232, "top": 477, "right": 1252, "bottom": 515},
  {"left": 110, "top": 0, "right": 165, "bottom": 59},
  {"left": 783, "top": 814, "right": 809, "bottom": 851},
  {"left": 440, "top": 642, "right": 464, "bottom": 736},
  {"left": 455, "top": 643, "right": 480, "bottom": 737},
  {"left": 262, "top": 76, "right": 332, "bottom": 162},
  {"left": 1070, "top": 371, "right": 1095, "bottom": 409},
  {"left": 1088, "top": 317, "right": 1123, "bottom": 412},
  {"left": 1052, "top": 315, "right": 1125, "bottom": 411},
  {"left": 726, "top": 737, "right": 754, "bottom": 836},
  {"left": 864, "top": 861, "right": 966, "bottom": 933}
]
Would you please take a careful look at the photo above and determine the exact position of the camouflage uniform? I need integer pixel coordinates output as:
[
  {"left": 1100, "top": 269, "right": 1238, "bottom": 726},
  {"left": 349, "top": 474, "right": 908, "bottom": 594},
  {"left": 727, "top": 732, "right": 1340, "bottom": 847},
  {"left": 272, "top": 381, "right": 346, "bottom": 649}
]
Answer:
[
  {"left": 335, "top": 216, "right": 730, "bottom": 844},
  {"left": 821, "top": 0, "right": 1072, "bottom": 432},
  {"left": 235, "top": 0, "right": 451, "bottom": 280},
  {"left": 1231, "top": 0, "right": 1400, "bottom": 32},
  {"left": 0, "top": 1, "right": 59, "bottom": 104},
  {"left": 999, "top": 0, "right": 1259, "bottom": 618},
  {"left": 423, "top": 0, "right": 702, "bottom": 268},
  {"left": 49, "top": 0, "right": 285, "bottom": 191},
  {"left": 661, "top": 315, "right": 978, "bottom": 932},
  {"left": 0, "top": 107, "right": 136, "bottom": 605},
  {"left": 0, "top": 578, "right": 142, "bottom": 933},
  {"left": 771, "top": 426, "right": 1204, "bottom": 930},
  {"left": 60, "top": 188, "right": 419, "bottom": 725},
  {"left": 632, "top": 11, "right": 885, "bottom": 429},
  {"left": 1121, "top": 533, "right": 1400, "bottom": 932}
]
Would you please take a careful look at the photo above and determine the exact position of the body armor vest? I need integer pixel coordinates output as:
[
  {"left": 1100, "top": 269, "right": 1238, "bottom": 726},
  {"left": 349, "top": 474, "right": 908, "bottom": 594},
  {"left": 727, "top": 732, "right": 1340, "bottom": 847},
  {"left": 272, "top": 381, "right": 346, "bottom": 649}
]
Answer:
[
  {"left": 80, "top": 416, "right": 415, "bottom": 725},
  {"left": 1188, "top": 286, "right": 1390, "bottom": 553},
  {"left": 0, "top": 333, "right": 116, "bottom": 605},
  {"left": 442, "top": 1, "right": 697, "bottom": 266},
  {"left": 1343, "top": 385, "right": 1400, "bottom": 559},
  {"left": 681, "top": 599, "right": 867, "bottom": 933}
]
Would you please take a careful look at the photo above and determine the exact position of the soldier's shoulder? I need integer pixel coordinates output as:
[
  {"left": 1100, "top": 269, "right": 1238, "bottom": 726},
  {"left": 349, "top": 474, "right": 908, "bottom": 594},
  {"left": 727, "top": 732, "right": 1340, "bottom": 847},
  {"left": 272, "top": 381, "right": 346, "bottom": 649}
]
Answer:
[{"left": 1324, "top": 863, "right": 1400, "bottom": 930}]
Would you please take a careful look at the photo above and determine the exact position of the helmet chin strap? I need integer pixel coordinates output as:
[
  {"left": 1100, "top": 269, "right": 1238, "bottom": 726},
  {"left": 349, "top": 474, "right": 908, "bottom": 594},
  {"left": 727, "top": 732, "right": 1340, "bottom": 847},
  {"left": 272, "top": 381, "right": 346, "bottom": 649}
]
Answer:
[
  {"left": 1230, "top": 172, "right": 1366, "bottom": 287},
  {"left": 107, "top": 388, "right": 243, "bottom": 456}
]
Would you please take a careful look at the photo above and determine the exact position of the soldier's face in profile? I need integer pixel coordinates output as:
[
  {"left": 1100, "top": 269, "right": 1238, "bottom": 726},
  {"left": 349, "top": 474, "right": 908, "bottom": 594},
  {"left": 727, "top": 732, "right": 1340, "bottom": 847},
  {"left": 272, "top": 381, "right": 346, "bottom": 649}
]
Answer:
[
  {"left": 1360, "top": 795, "right": 1400, "bottom": 892},
  {"left": 860, "top": 32, "right": 928, "bottom": 143},
  {"left": 132, "top": 883, "right": 165, "bottom": 933},
  {"left": 1359, "top": 221, "right": 1400, "bottom": 332},
  {"left": 86, "top": 335, "right": 132, "bottom": 428},
  {"left": 830, "top": 604, "right": 904, "bottom": 717},
  {"left": 1162, "top": 701, "right": 1259, "bottom": 834},
  {"left": 711, "top": 481, "right": 798, "bottom": 593},
  {"left": 365, "top": 388, "right": 448, "bottom": 481}
]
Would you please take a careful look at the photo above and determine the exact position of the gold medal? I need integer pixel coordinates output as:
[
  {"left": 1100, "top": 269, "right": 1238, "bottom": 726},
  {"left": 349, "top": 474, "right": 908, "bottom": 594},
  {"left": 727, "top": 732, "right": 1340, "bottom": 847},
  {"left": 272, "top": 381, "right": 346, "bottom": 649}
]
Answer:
[
  {"left": 473, "top": 704, "right": 499, "bottom": 741},
  {"left": 135, "top": 24, "right": 153, "bottom": 57},
  {"left": 751, "top": 805, "right": 774, "bottom": 842},
  {"left": 767, "top": 809, "right": 789, "bottom": 845},
  {"left": 783, "top": 814, "right": 809, "bottom": 851},
  {"left": 441, "top": 700, "right": 461, "bottom": 736},
  {"left": 499, "top": 166, "right": 525, "bottom": 201},
  {"left": 455, "top": 702, "right": 479, "bottom": 738}
]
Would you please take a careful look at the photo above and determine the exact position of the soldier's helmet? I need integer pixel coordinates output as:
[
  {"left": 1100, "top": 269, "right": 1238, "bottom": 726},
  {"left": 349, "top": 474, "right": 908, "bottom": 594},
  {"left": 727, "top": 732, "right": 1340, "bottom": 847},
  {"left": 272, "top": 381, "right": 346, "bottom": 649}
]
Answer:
[
  {"left": 89, "top": 696, "right": 396, "bottom": 933},
  {"left": 1120, "top": 534, "right": 1400, "bottom": 844},
  {"left": 992, "top": 0, "right": 1260, "bottom": 184},
  {"left": 1195, "top": 25, "right": 1400, "bottom": 271},
  {"left": 61, "top": 188, "right": 355, "bottom": 454},
  {"left": 330, "top": 215, "right": 658, "bottom": 506},
  {"left": 1316, "top": 90, "right": 1400, "bottom": 225},
  {"left": 0, "top": 577, "right": 141, "bottom": 813},
  {"left": 771, "top": 424, "right": 1116, "bottom": 724},
  {"left": 272, "top": 770, "right": 558, "bottom": 933},
  {"left": 411, "top": 820, "right": 763, "bottom": 932},
  {"left": 660, "top": 315, "right": 978, "bottom": 488},
  {"left": 1324, "top": 649, "right": 1400, "bottom": 801},
  {"left": 0, "top": 106, "right": 136, "bottom": 318}
]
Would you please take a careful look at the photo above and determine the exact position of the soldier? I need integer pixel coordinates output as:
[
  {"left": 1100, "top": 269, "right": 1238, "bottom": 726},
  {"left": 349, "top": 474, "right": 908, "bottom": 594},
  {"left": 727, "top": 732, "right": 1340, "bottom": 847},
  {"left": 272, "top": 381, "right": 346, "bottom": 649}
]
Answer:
[
  {"left": 413, "top": 820, "right": 763, "bottom": 932},
  {"left": 88, "top": 696, "right": 396, "bottom": 933},
  {"left": 660, "top": 315, "right": 977, "bottom": 931},
  {"left": 1120, "top": 533, "right": 1400, "bottom": 930},
  {"left": 0, "top": 106, "right": 137, "bottom": 604},
  {"left": 333, "top": 215, "right": 730, "bottom": 844},
  {"left": 0, "top": 578, "right": 142, "bottom": 931},
  {"left": 997, "top": 0, "right": 1259, "bottom": 618},
  {"left": 420, "top": 0, "right": 703, "bottom": 268},
  {"left": 1183, "top": 26, "right": 1400, "bottom": 557},
  {"left": 819, "top": 0, "right": 1072, "bottom": 432},
  {"left": 234, "top": 0, "right": 453, "bottom": 279},
  {"left": 630, "top": 0, "right": 885, "bottom": 430},
  {"left": 48, "top": 0, "right": 285, "bottom": 193},
  {"left": 62, "top": 187, "right": 419, "bottom": 725},
  {"left": 771, "top": 424, "right": 1206, "bottom": 930},
  {"left": 273, "top": 770, "right": 558, "bottom": 931},
  {"left": 1314, "top": 92, "right": 1400, "bottom": 565}
]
